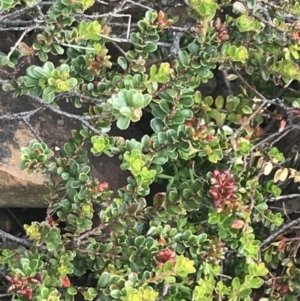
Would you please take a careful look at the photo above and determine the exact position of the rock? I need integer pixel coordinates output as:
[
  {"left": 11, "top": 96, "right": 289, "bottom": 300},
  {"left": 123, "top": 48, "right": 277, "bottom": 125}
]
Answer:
[
  {"left": 0, "top": 32, "right": 146, "bottom": 209},
  {"left": 0, "top": 101, "right": 50, "bottom": 207},
  {"left": 0, "top": 88, "right": 139, "bottom": 207}
]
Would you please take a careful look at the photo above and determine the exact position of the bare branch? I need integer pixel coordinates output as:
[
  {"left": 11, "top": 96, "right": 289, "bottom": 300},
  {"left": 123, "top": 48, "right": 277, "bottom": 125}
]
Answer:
[
  {"left": 0, "top": 108, "right": 43, "bottom": 121},
  {"left": 26, "top": 94, "right": 105, "bottom": 135},
  {"left": 7, "top": 25, "right": 39, "bottom": 59},
  {"left": 0, "top": 229, "right": 32, "bottom": 249},
  {"left": 268, "top": 194, "right": 300, "bottom": 202},
  {"left": 260, "top": 217, "right": 300, "bottom": 249}
]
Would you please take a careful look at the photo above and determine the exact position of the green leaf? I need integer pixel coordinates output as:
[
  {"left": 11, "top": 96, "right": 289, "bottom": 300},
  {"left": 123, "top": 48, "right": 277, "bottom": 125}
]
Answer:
[
  {"left": 238, "top": 288, "right": 251, "bottom": 298},
  {"left": 176, "top": 243, "right": 185, "bottom": 254},
  {"left": 117, "top": 116, "right": 130, "bottom": 130},
  {"left": 170, "top": 113, "right": 185, "bottom": 124},
  {"left": 180, "top": 96, "right": 194, "bottom": 107},
  {"left": 117, "top": 56, "right": 128, "bottom": 70},
  {"left": 71, "top": 180, "right": 81, "bottom": 188},
  {"left": 38, "top": 51, "right": 48, "bottom": 62},
  {"left": 233, "top": 1, "right": 247, "bottom": 14},
  {"left": 43, "top": 86, "right": 56, "bottom": 96},
  {"left": 242, "top": 105, "right": 253, "bottom": 114},
  {"left": 130, "top": 32, "right": 142, "bottom": 46},
  {"left": 44, "top": 61, "right": 55, "bottom": 72},
  {"left": 228, "top": 113, "right": 242, "bottom": 124},
  {"left": 163, "top": 261, "right": 174, "bottom": 272},
  {"left": 249, "top": 277, "right": 264, "bottom": 289},
  {"left": 67, "top": 287, "right": 77, "bottom": 295},
  {"left": 178, "top": 50, "right": 190, "bottom": 66},
  {"left": 151, "top": 104, "right": 167, "bottom": 120},
  {"left": 110, "top": 289, "right": 121, "bottom": 298},
  {"left": 1, "top": 56, "right": 9, "bottom": 66},
  {"left": 198, "top": 233, "right": 207, "bottom": 243},
  {"left": 144, "top": 42, "right": 157, "bottom": 53},
  {"left": 256, "top": 203, "right": 268, "bottom": 211},
  {"left": 79, "top": 173, "right": 89, "bottom": 182},
  {"left": 131, "top": 93, "right": 144, "bottom": 108},
  {"left": 150, "top": 118, "right": 164, "bottom": 133},
  {"left": 52, "top": 43, "right": 65, "bottom": 55},
  {"left": 138, "top": 20, "right": 148, "bottom": 32},
  {"left": 98, "top": 272, "right": 111, "bottom": 288},
  {"left": 159, "top": 99, "right": 171, "bottom": 113},
  {"left": 134, "top": 236, "right": 145, "bottom": 247},
  {"left": 226, "top": 74, "right": 238, "bottom": 81},
  {"left": 208, "top": 150, "right": 223, "bottom": 163},
  {"left": 164, "top": 276, "right": 176, "bottom": 284},
  {"left": 221, "top": 125, "right": 233, "bottom": 135},
  {"left": 232, "top": 277, "right": 241, "bottom": 290},
  {"left": 180, "top": 109, "right": 193, "bottom": 119},
  {"left": 42, "top": 92, "right": 55, "bottom": 104},
  {"left": 64, "top": 143, "right": 75, "bottom": 156},
  {"left": 204, "top": 96, "right": 214, "bottom": 107},
  {"left": 215, "top": 96, "right": 224, "bottom": 109},
  {"left": 145, "top": 10, "right": 157, "bottom": 23},
  {"left": 152, "top": 156, "right": 168, "bottom": 165},
  {"left": 150, "top": 65, "right": 157, "bottom": 79},
  {"left": 120, "top": 106, "right": 132, "bottom": 117},
  {"left": 61, "top": 173, "right": 70, "bottom": 180},
  {"left": 41, "top": 287, "right": 50, "bottom": 298}
]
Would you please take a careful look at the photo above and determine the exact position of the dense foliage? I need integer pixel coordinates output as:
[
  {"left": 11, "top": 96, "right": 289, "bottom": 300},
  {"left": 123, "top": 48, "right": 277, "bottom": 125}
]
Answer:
[{"left": 1, "top": 0, "right": 300, "bottom": 300}]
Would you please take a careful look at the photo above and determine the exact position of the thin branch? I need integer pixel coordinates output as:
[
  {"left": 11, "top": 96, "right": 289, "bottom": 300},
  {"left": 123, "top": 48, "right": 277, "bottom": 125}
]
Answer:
[
  {"left": 0, "top": 107, "right": 42, "bottom": 121},
  {"left": 260, "top": 217, "right": 300, "bottom": 249},
  {"left": 62, "top": 91, "right": 105, "bottom": 104},
  {"left": 125, "top": 0, "right": 154, "bottom": 11},
  {"left": 7, "top": 25, "right": 39, "bottom": 59},
  {"left": 229, "top": 62, "right": 268, "bottom": 101},
  {"left": 0, "top": 229, "right": 32, "bottom": 249},
  {"left": 251, "top": 127, "right": 292, "bottom": 151},
  {"left": 0, "top": 26, "right": 45, "bottom": 31},
  {"left": 0, "top": 19, "right": 36, "bottom": 26},
  {"left": 23, "top": 118, "right": 43, "bottom": 142},
  {"left": 0, "top": 1, "right": 51, "bottom": 21},
  {"left": 55, "top": 40, "right": 94, "bottom": 52},
  {"left": 100, "top": 33, "right": 173, "bottom": 47},
  {"left": 26, "top": 94, "right": 105, "bottom": 135},
  {"left": 170, "top": 21, "right": 194, "bottom": 56},
  {"left": 95, "top": 0, "right": 108, "bottom": 4},
  {"left": 5, "top": 208, "right": 24, "bottom": 232},
  {"left": 252, "top": 10, "right": 288, "bottom": 34},
  {"left": 270, "top": 126, "right": 294, "bottom": 146},
  {"left": 111, "top": 41, "right": 126, "bottom": 56},
  {"left": 268, "top": 194, "right": 300, "bottom": 202}
]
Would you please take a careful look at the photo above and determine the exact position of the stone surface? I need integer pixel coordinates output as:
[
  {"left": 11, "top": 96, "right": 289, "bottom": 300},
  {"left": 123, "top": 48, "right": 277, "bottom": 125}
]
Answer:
[
  {"left": 0, "top": 87, "right": 139, "bottom": 207},
  {"left": 0, "top": 25, "right": 142, "bottom": 208}
]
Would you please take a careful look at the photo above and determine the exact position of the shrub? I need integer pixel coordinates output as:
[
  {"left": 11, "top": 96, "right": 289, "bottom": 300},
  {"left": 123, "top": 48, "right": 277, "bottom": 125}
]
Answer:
[{"left": 1, "top": 0, "right": 300, "bottom": 300}]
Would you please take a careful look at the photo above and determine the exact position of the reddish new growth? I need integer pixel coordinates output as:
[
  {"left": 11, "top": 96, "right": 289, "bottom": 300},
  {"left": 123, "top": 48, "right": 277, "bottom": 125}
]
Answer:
[
  {"left": 292, "top": 22, "right": 300, "bottom": 45},
  {"left": 185, "top": 119, "right": 215, "bottom": 142},
  {"left": 5, "top": 272, "right": 43, "bottom": 300},
  {"left": 156, "top": 248, "right": 176, "bottom": 267},
  {"left": 214, "top": 17, "right": 229, "bottom": 42},
  {"left": 157, "top": 11, "right": 174, "bottom": 28},
  {"left": 96, "top": 182, "right": 109, "bottom": 192},
  {"left": 209, "top": 169, "right": 240, "bottom": 213}
]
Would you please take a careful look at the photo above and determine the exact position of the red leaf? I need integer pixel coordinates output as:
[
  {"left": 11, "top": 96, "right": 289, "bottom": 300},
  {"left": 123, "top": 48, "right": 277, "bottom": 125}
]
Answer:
[
  {"left": 232, "top": 220, "right": 244, "bottom": 229},
  {"left": 278, "top": 119, "right": 286, "bottom": 132},
  {"left": 60, "top": 276, "right": 71, "bottom": 288}
]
